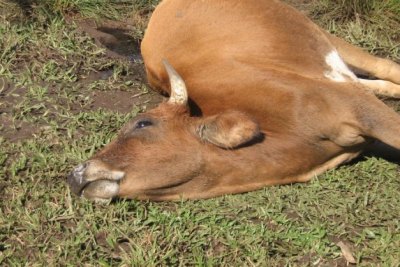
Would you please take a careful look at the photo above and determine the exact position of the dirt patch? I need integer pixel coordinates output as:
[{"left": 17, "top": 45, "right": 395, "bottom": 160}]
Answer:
[
  {"left": 0, "top": 114, "right": 40, "bottom": 142},
  {"left": 69, "top": 16, "right": 142, "bottom": 62},
  {"left": 0, "top": 79, "right": 40, "bottom": 141},
  {"left": 91, "top": 90, "right": 139, "bottom": 113},
  {"left": 76, "top": 67, "right": 164, "bottom": 113},
  {"left": 70, "top": 16, "right": 166, "bottom": 111},
  {"left": 0, "top": 79, "right": 25, "bottom": 110},
  {"left": 65, "top": 16, "right": 166, "bottom": 112},
  {"left": 90, "top": 89, "right": 163, "bottom": 113}
]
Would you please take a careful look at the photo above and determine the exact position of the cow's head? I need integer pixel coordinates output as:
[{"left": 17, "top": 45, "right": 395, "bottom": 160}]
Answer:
[{"left": 67, "top": 60, "right": 261, "bottom": 201}]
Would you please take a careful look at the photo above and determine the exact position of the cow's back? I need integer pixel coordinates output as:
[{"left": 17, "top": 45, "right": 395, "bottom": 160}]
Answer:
[{"left": 141, "top": 0, "right": 335, "bottom": 103}]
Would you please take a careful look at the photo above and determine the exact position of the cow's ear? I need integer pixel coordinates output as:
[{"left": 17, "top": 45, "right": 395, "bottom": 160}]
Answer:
[{"left": 196, "top": 110, "right": 261, "bottom": 148}]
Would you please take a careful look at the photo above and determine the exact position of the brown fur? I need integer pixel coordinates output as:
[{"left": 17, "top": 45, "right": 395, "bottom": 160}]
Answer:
[{"left": 67, "top": 0, "right": 400, "bottom": 201}]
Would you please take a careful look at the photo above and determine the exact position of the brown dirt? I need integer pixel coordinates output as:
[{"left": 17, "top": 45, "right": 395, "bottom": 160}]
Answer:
[
  {"left": 67, "top": 16, "right": 143, "bottom": 62},
  {"left": 0, "top": 79, "right": 40, "bottom": 141},
  {"left": 90, "top": 89, "right": 162, "bottom": 113},
  {"left": 0, "top": 114, "right": 40, "bottom": 142},
  {"left": 66, "top": 16, "right": 165, "bottom": 112}
]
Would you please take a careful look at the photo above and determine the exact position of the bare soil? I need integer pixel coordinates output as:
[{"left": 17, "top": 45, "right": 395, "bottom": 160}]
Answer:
[
  {"left": 71, "top": 16, "right": 165, "bottom": 111},
  {"left": 69, "top": 16, "right": 143, "bottom": 61},
  {"left": 0, "top": 79, "right": 40, "bottom": 141}
]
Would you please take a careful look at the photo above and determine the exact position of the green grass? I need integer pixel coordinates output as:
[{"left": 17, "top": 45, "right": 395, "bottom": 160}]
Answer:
[
  {"left": 305, "top": 0, "right": 400, "bottom": 60},
  {"left": 1, "top": 0, "right": 400, "bottom": 266}
]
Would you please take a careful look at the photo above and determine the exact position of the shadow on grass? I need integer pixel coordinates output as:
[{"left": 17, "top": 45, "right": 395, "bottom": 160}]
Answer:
[
  {"left": 350, "top": 141, "right": 400, "bottom": 165},
  {"left": 96, "top": 26, "right": 142, "bottom": 61},
  {"left": 6, "top": 0, "right": 34, "bottom": 16}
]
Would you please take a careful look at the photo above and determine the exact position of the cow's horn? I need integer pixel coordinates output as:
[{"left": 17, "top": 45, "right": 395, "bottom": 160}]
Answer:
[{"left": 163, "top": 59, "right": 188, "bottom": 105}]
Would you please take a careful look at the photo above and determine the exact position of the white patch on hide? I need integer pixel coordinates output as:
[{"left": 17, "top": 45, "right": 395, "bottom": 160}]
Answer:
[{"left": 324, "top": 50, "right": 357, "bottom": 82}]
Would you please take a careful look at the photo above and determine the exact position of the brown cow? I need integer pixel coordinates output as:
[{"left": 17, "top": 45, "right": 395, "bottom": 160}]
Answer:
[{"left": 67, "top": 0, "right": 400, "bottom": 201}]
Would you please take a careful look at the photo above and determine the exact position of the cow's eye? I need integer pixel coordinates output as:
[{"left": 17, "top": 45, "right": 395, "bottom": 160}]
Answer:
[{"left": 135, "top": 119, "right": 153, "bottom": 129}]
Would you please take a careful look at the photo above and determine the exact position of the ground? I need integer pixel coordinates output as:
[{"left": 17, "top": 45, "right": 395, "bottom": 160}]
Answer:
[{"left": 0, "top": 0, "right": 400, "bottom": 266}]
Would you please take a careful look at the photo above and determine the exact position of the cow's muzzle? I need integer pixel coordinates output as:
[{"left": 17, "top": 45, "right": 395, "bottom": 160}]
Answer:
[{"left": 67, "top": 160, "right": 125, "bottom": 199}]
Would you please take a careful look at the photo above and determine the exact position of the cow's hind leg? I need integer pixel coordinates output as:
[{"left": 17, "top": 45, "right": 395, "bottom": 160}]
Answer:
[
  {"left": 326, "top": 33, "right": 400, "bottom": 98},
  {"left": 358, "top": 79, "right": 400, "bottom": 98},
  {"left": 327, "top": 33, "right": 400, "bottom": 84}
]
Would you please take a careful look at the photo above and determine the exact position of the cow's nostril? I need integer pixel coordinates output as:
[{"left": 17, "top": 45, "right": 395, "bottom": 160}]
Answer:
[
  {"left": 67, "top": 162, "right": 90, "bottom": 196},
  {"left": 73, "top": 162, "right": 88, "bottom": 175}
]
